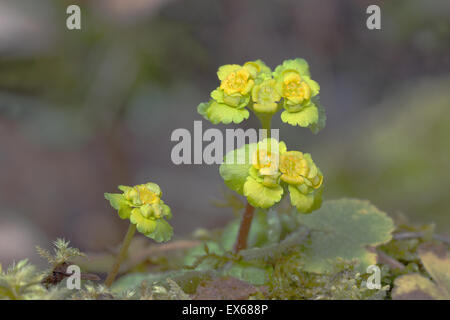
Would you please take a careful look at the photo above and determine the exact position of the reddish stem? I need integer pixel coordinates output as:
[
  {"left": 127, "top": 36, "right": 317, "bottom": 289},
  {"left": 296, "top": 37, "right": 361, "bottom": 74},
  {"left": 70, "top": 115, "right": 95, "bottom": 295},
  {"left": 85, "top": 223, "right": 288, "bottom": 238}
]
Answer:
[{"left": 234, "top": 202, "right": 255, "bottom": 253}]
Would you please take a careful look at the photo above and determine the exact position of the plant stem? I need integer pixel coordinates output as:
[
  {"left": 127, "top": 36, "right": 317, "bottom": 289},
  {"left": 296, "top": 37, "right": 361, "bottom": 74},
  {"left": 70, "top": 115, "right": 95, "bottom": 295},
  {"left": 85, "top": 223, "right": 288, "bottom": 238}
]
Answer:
[
  {"left": 257, "top": 113, "right": 272, "bottom": 138},
  {"left": 104, "top": 223, "right": 137, "bottom": 287},
  {"left": 233, "top": 202, "right": 255, "bottom": 253},
  {"left": 233, "top": 113, "right": 273, "bottom": 253}
]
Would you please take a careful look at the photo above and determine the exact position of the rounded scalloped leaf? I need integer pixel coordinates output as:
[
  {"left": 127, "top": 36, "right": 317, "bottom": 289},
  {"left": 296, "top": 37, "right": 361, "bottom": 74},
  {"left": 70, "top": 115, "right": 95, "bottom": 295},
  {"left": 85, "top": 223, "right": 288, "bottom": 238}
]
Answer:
[
  {"left": 280, "top": 102, "right": 319, "bottom": 127},
  {"left": 104, "top": 193, "right": 132, "bottom": 219},
  {"left": 288, "top": 185, "right": 317, "bottom": 213},
  {"left": 219, "top": 143, "right": 255, "bottom": 195},
  {"left": 206, "top": 101, "right": 249, "bottom": 125},
  {"left": 104, "top": 193, "right": 123, "bottom": 210},
  {"left": 146, "top": 219, "right": 174, "bottom": 243},
  {"left": 130, "top": 208, "right": 156, "bottom": 234},
  {"left": 273, "top": 58, "right": 311, "bottom": 78},
  {"left": 297, "top": 198, "right": 395, "bottom": 273},
  {"left": 243, "top": 177, "right": 284, "bottom": 209}
]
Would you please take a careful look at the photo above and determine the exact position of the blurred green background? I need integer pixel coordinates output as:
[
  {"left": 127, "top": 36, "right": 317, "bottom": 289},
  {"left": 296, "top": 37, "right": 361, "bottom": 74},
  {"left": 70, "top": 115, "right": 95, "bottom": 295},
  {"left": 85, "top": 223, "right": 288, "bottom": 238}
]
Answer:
[{"left": 0, "top": 0, "right": 449, "bottom": 266}]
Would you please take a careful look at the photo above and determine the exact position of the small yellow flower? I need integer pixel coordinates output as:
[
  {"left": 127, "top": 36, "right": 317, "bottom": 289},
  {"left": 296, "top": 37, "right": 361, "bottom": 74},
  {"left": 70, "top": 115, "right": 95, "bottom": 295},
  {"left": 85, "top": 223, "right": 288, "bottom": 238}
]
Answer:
[
  {"left": 220, "top": 68, "right": 254, "bottom": 96},
  {"left": 252, "top": 148, "right": 279, "bottom": 176},
  {"left": 124, "top": 183, "right": 161, "bottom": 206},
  {"left": 279, "top": 151, "right": 308, "bottom": 185},
  {"left": 281, "top": 72, "right": 311, "bottom": 106},
  {"left": 252, "top": 78, "right": 281, "bottom": 114},
  {"left": 279, "top": 151, "right": 323, "bottom": 188}
]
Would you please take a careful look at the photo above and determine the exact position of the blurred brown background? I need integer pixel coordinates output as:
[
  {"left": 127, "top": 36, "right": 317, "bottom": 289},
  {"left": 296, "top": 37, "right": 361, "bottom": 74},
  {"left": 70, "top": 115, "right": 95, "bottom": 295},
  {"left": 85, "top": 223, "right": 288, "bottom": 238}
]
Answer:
[{"left": 0, "top": 0, "right": 449, "bottom": 266}]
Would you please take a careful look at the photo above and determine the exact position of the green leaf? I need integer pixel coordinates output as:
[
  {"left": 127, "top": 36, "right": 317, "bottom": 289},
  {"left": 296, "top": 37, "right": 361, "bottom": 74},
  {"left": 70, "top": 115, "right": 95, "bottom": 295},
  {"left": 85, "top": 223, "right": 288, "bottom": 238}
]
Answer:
[
  {"left": 288, "top": 185, "right": 323, "bottom": 214},
  {"left": 225, "top": 262, "right": 272, "bottom": 286},
  {"left": 288, "top": 185, "right": 315, "bottom": 213},
  {"left": 184, "top": 241, "right": 225, "bottom": 268},
  {"left": 280, "top": 102, "right": 318, "bottom": 127},
  {"left": 105, "top": 193, "right": 131, "bottom": 219},
  {"left": 297, "top": 199, "right": 395, "bottom": 273},
  {"left": 206, "top": 101, "right": 249, "bottom": 124},
  {"left": 243, "top": 177, "right": 284, "bottom": 209},
  {"left": 392, "top": 243, "right": 450, "bottom": 300},
  {"left": 146, "top": 219, "right": 174, "bottom": 243},
  {"left": 104, "top": 193, "right": 124, "bottom": 210},
  {"left": 219, "top": 144, "right": 255, "bottom": 195},
  {"left": 118, "top": 206, "right": 132, "bottom": 220}
]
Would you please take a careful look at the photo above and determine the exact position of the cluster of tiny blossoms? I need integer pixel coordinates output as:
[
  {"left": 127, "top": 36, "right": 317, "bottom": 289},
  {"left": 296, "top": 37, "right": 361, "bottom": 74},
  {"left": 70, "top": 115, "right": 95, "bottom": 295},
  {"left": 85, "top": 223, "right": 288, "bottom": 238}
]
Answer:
[
  {"left": 198, "top": 58, "right": 322, "bottom": 129},
  {"left": 220, "top": 138, "right": 323, "bottom": 213},
  {"left": 105, "top": 183, "right": 173, "bottom": 242}
]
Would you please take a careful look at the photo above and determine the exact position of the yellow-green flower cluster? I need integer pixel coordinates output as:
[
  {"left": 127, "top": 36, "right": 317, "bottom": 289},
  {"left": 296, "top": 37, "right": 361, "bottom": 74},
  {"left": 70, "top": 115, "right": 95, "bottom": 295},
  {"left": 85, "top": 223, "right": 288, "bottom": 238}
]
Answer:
[
  {"left": 198, "top": 58, "right": 324, "bottom": 131},
  {"left": 104, "top": 183, "right": 173, "bottom": 242},
  {"left": 220, "top": 138, "right": 323, "bottom": 213}
]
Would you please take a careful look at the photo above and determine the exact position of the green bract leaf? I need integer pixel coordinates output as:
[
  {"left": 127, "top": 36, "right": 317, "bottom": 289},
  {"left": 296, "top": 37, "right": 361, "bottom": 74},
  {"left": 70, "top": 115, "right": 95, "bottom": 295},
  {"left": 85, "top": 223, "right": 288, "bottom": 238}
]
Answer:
[
  {"left": 288, "top": 185, "right": 323, "bottom": 214},
  {"left": 297, "top": 199, "right": 395, "bottom": 273},
  {"left": 206, "top": 101, "right": 250, "bottom": 125},
  {"left": 273, "top": 58, "right": 311, "bottom": 78},
  {"left": 280, "top": 101, "right": 319, "bottom": 127},
  {"left": 104, "top": 193, "right": 124, "bottom": 211},
  {"left": 147, "top": 219, "right": 174, "bottom": 243},
  {"left": 104, "top": 193, "right": 131, "bottom": 219},
  {"left": 243, "top": 177, "right": 284, "bottom": 209},
  {"left": 130, "top": 208, "right": 157, "bottom": 234},
  {"left": 392, "top": 243, "right": 450, "bottom": 300},
  {"left": 219, "top": 143, "right": 255, "bottom": 195},
  {"left": 288, "top": 185, "right": 315, "bottom": 212}
]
